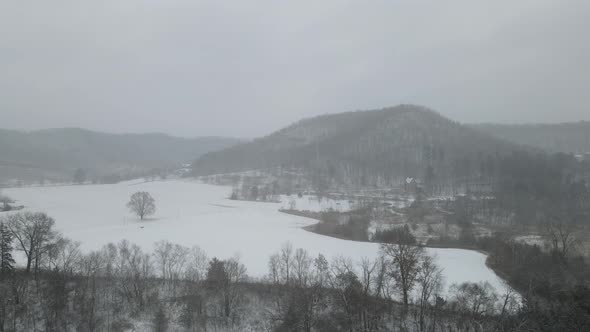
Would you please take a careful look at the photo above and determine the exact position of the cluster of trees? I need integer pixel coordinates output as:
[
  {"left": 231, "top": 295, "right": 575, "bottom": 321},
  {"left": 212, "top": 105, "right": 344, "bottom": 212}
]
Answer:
[
  {"left": 373, "top": 225, "right": 417, "bottom": 246},
  {"left": 2, "top": 212, "right": 57, "bottom": 275},
  {"left": 229, "top": 179, "right": 282, "bottom": 202},
  {"left": 0, "top": 192, "right": 13, "bottom": 212},
  {"left": 0, "top": 211, "right": 531, "bottom": 331},
  {"left": 313, "top": 210, "right": 372, "bottom": 242},
  {"left": 288, "top": 196, "right": 590, "bottom": 331},
  {"left": 407, "top": 151, "right": 590, "bottom": 250},
  {"left": 494, "top": 151, "right": 590, "bottom": 227},
  {"left": 0, "top": 211, "right": 249, "bottom": 331},
  {"left": 436, "top": 151, "right": 590, "bottom": 228},
  {"left": 254, "top": 240, "right": 520, "bottom": 331},
  {"left": 3, "top": 168, "right": 174, "bottom": 189},
  {"left": 478, "top": 234, "right": 590, "bottom": 331}
]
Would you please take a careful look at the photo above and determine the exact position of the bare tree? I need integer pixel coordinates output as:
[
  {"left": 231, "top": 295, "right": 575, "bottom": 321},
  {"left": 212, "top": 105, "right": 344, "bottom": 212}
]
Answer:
[
  {"left": 267, "top": 248, "right": 329, "bottom": 332},
  {"left": 357, "top": 257, "right": 388, "bottom": 332},
  {"left": 115, "top": 240, "right": 153, "bottom": 311},
  {"left": 206, "top": 256, "right": 247, "bottom": 323},
  {"left": 279, "top": 242, "right": 294, "bottom": 285},
  {"left": 154, "top": 241, "right": 190, "bottom": 296},
  {"left": 223, "top": 256, "right": 247, "bottom": 319},
  {"left": 498, "top": 281, "right": 519, "bottom": 318},
  {"left": 415, "top": 254, "right": 443, "bottom": 332},
  {"left": 127, "top": 192, "right": 156, "bottom": 220},
  {"left": 293, "top": 248, "right": 312, "bottom": 287},
  {"left": 542, "top": 220, "right": 577, "bottom": 260},
  {"left": 77, "top": 250, "right": 107, "bottom": 332},
  {"left": 154, "top": 241, "right": 175, "bottom": 281},
  {"left": 328, "top": 256, "right": 374, "bottom": 332},
  {"left": 380, "top": 242, "right": 425, "bottom": 306},
  {"left": 450, "top": 282, "right": 498, "bottom": 317},
  {"left": 185, "top": 245, "right": 208, "bottom": 283},
  {"left": 268, "top": 253, "right": 281, "bottom": 285},
  {"left": 74, "top": 168, "right": 87, "bottom": 184},
  {"left": 46, "top": 237, "right": 82, "bottom": 275},
  {"left": 359, "top": 257, "right": 380, "bottom": 296},
  {"left": 4, "top": 212, "right": 57, "bottom": 274}
]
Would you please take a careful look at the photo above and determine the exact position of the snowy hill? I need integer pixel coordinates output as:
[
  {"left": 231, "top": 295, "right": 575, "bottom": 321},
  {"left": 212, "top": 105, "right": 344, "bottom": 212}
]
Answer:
[{"left": 191, "top": 105, "right": 523, "bottom": 187}]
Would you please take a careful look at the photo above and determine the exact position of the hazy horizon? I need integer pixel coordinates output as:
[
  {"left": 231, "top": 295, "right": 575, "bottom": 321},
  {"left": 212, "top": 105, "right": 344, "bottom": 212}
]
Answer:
[
  {"left": 2, "top": 1, "right": 589, "bottom": 137},
  {"left": 2, "top": 105, "right": 590, "bottom": 140}
]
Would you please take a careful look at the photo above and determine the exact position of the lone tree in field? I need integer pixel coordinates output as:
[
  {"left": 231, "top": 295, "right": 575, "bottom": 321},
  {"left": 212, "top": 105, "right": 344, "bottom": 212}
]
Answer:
[
  {"left": 73, "top": 168, "right": 87, "bottom": 184},
  {"left": 127, "top": 192, "right": 156, "bottom": 220}
]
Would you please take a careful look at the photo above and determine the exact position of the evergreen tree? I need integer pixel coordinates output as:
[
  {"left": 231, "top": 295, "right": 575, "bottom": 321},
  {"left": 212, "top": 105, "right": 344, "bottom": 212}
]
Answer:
[{"left": 0, "top": 222, "right": 15, "bottom": 276}]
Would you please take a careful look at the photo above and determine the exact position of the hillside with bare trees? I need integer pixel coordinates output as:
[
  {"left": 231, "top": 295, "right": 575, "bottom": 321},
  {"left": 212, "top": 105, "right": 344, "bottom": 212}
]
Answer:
[{"left": 192, "top": 105, "right": 523, "bottom": 190}]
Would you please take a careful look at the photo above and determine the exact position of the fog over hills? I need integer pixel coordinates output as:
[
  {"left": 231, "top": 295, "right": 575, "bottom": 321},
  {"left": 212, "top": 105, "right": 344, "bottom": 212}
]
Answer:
[
  {"left": 1, "top": 1, "right": 590, "bottom": 331},
  {"left": 7, "top": 107, "right": 586, "bottom": 186},
  {"left": 0, "top": 128, "right": 240, "bottom": 182},
  {"left": 192, "top": 105, "right": 523, "bottom": 187},
  {"left": 470, "top": 122, "right": 590, "bottom": 154}
]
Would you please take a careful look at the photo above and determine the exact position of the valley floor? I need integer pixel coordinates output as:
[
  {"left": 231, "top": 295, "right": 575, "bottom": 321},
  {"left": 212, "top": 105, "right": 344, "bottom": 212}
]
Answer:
[{"left": 3, "top": 179, "right": 507, "bottom": 294}]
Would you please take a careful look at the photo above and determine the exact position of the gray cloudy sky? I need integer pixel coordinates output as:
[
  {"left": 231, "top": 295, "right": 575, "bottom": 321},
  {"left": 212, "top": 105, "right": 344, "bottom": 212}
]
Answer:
[{"left": 1, "top": 1, "right": 588, "bottom": 138}]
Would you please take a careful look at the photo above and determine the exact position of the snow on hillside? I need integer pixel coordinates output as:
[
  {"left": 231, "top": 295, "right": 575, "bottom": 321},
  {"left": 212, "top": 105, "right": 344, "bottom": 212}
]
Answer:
[{"left": 4, "top": 180, "right": 506, "bottom": 293}]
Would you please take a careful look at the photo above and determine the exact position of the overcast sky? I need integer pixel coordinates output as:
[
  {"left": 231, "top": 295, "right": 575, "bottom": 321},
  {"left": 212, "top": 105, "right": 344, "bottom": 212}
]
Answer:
[{"left": 1, "top": 1, "right": 588, "bottom": 138}]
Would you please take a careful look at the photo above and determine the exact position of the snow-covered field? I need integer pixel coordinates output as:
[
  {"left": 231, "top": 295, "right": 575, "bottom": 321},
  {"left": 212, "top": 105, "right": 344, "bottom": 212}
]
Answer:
[
  {"left": 279, "top": 194, "right": 353, "bottom": 212},
  {"left": 3, "top": 180, "right": 506, "bottom": 292}
]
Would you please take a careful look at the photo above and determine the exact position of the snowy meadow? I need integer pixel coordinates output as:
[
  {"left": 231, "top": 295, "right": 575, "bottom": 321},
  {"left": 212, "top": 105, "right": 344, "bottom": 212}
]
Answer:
[{"left": 4, "top": 179, "right": 506, "bottom": 292}]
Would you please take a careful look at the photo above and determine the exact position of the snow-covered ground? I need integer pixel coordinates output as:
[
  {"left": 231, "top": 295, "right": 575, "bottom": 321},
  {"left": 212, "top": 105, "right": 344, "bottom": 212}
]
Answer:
[
  {"left": 514, "top": 235, "right": 546, "bottom": 247},
  {"left": 279, "top": 194, "right": 353, "bottom": 212},
  {"left": 3, "top": 180, "right": 506, "bottom": 293}
]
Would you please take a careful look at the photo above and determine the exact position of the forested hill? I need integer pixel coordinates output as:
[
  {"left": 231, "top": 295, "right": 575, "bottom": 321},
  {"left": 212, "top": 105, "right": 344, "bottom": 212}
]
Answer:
[
  {"left": 0, "top": 128, "right": 240, "bottom": 183},
  {"left": 470, "top": 122, "right": 590, "bottom": 154},
  {"left": 191, "top": 105, "right": 524, "bottom": 187}
]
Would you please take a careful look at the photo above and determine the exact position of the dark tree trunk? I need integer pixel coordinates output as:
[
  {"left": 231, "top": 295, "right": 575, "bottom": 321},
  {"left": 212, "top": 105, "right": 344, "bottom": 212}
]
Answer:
[{"left": 25, "top": 255, "right": 32, "bottom": 274}]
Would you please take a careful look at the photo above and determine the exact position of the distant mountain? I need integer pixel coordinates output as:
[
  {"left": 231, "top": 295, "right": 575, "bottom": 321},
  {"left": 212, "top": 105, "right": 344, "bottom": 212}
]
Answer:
[
  {"left": 192, "top": 105, "right": 523, "bottom": 188},
  {"left": 0, "top": 128, "right": 240, "bottom": 182},
  {"left": 470, "top": 122, "right": 590, "bottom": 154}
]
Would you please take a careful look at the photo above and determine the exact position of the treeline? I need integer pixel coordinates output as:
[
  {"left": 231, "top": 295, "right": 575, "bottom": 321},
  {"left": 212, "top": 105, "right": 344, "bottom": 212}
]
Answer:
[
  {"left": 313, "top": 210, "right": 372, "bottom": 242},
  {"left": 0, "top": 128, "right": 240, "bottom": 184},
  {"left": 494, "top": 151, "right": 590, "bottom": 226},
  {"left": 425, "top": 222, "right": 590, "bottom": 330},
  {"left": 480, "top": 234, "right": 590, "bottom": 331},
  {"left": 0, "top": 212, "right": 530, "bottom": 331},
  {"left": 432, "top": 150, "right": 590, "bottom": 230},
  {"left": 303, "top": 204, "right": 590, "bottom": 330}
]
